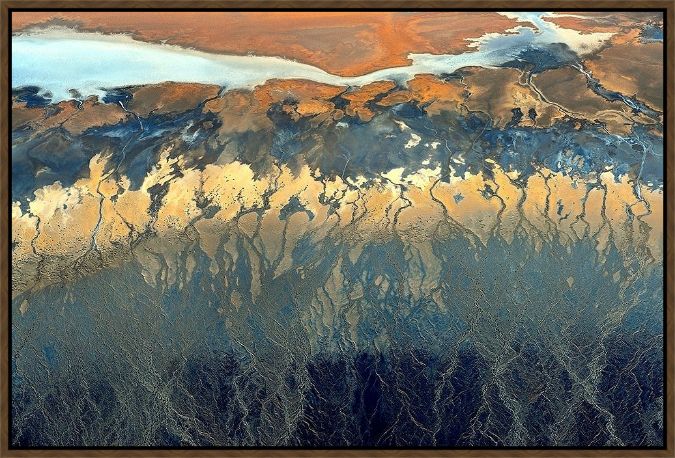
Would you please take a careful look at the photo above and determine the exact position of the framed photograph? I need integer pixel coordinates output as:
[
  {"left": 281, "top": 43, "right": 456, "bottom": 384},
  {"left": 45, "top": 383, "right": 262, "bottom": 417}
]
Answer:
[{"left": 1, "top": 1, "right": 673, "bottom": 457}]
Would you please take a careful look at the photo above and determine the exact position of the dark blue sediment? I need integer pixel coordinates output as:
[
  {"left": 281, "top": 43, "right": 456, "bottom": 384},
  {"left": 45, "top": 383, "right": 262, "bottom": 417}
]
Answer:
[
  {"left": 11, "top": 236, "right": 664, "bottom": 447},
  {"left": 11, "top": 88, "right": 664, "bottom": 204}
]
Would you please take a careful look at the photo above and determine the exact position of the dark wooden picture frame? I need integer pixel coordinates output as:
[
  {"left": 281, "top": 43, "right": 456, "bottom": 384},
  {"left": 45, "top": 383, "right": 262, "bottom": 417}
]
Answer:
[{"left": 1, "top": 1, "right": 673, "bottom": 457}]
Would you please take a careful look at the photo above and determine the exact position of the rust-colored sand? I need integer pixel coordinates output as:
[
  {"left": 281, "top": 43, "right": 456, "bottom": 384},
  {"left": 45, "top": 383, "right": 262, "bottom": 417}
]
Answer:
[
  {"left": 543, "top": 12, "right": 662, "bottom": 34},
  {"left": 12, "top": 12, "right": 519, "bottom": 76}
]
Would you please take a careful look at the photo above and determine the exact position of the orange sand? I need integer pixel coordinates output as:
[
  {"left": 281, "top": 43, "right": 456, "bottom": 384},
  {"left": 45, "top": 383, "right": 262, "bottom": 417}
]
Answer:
[{"left": 12, "top": 12, "right": 519, "bottom": 76}]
